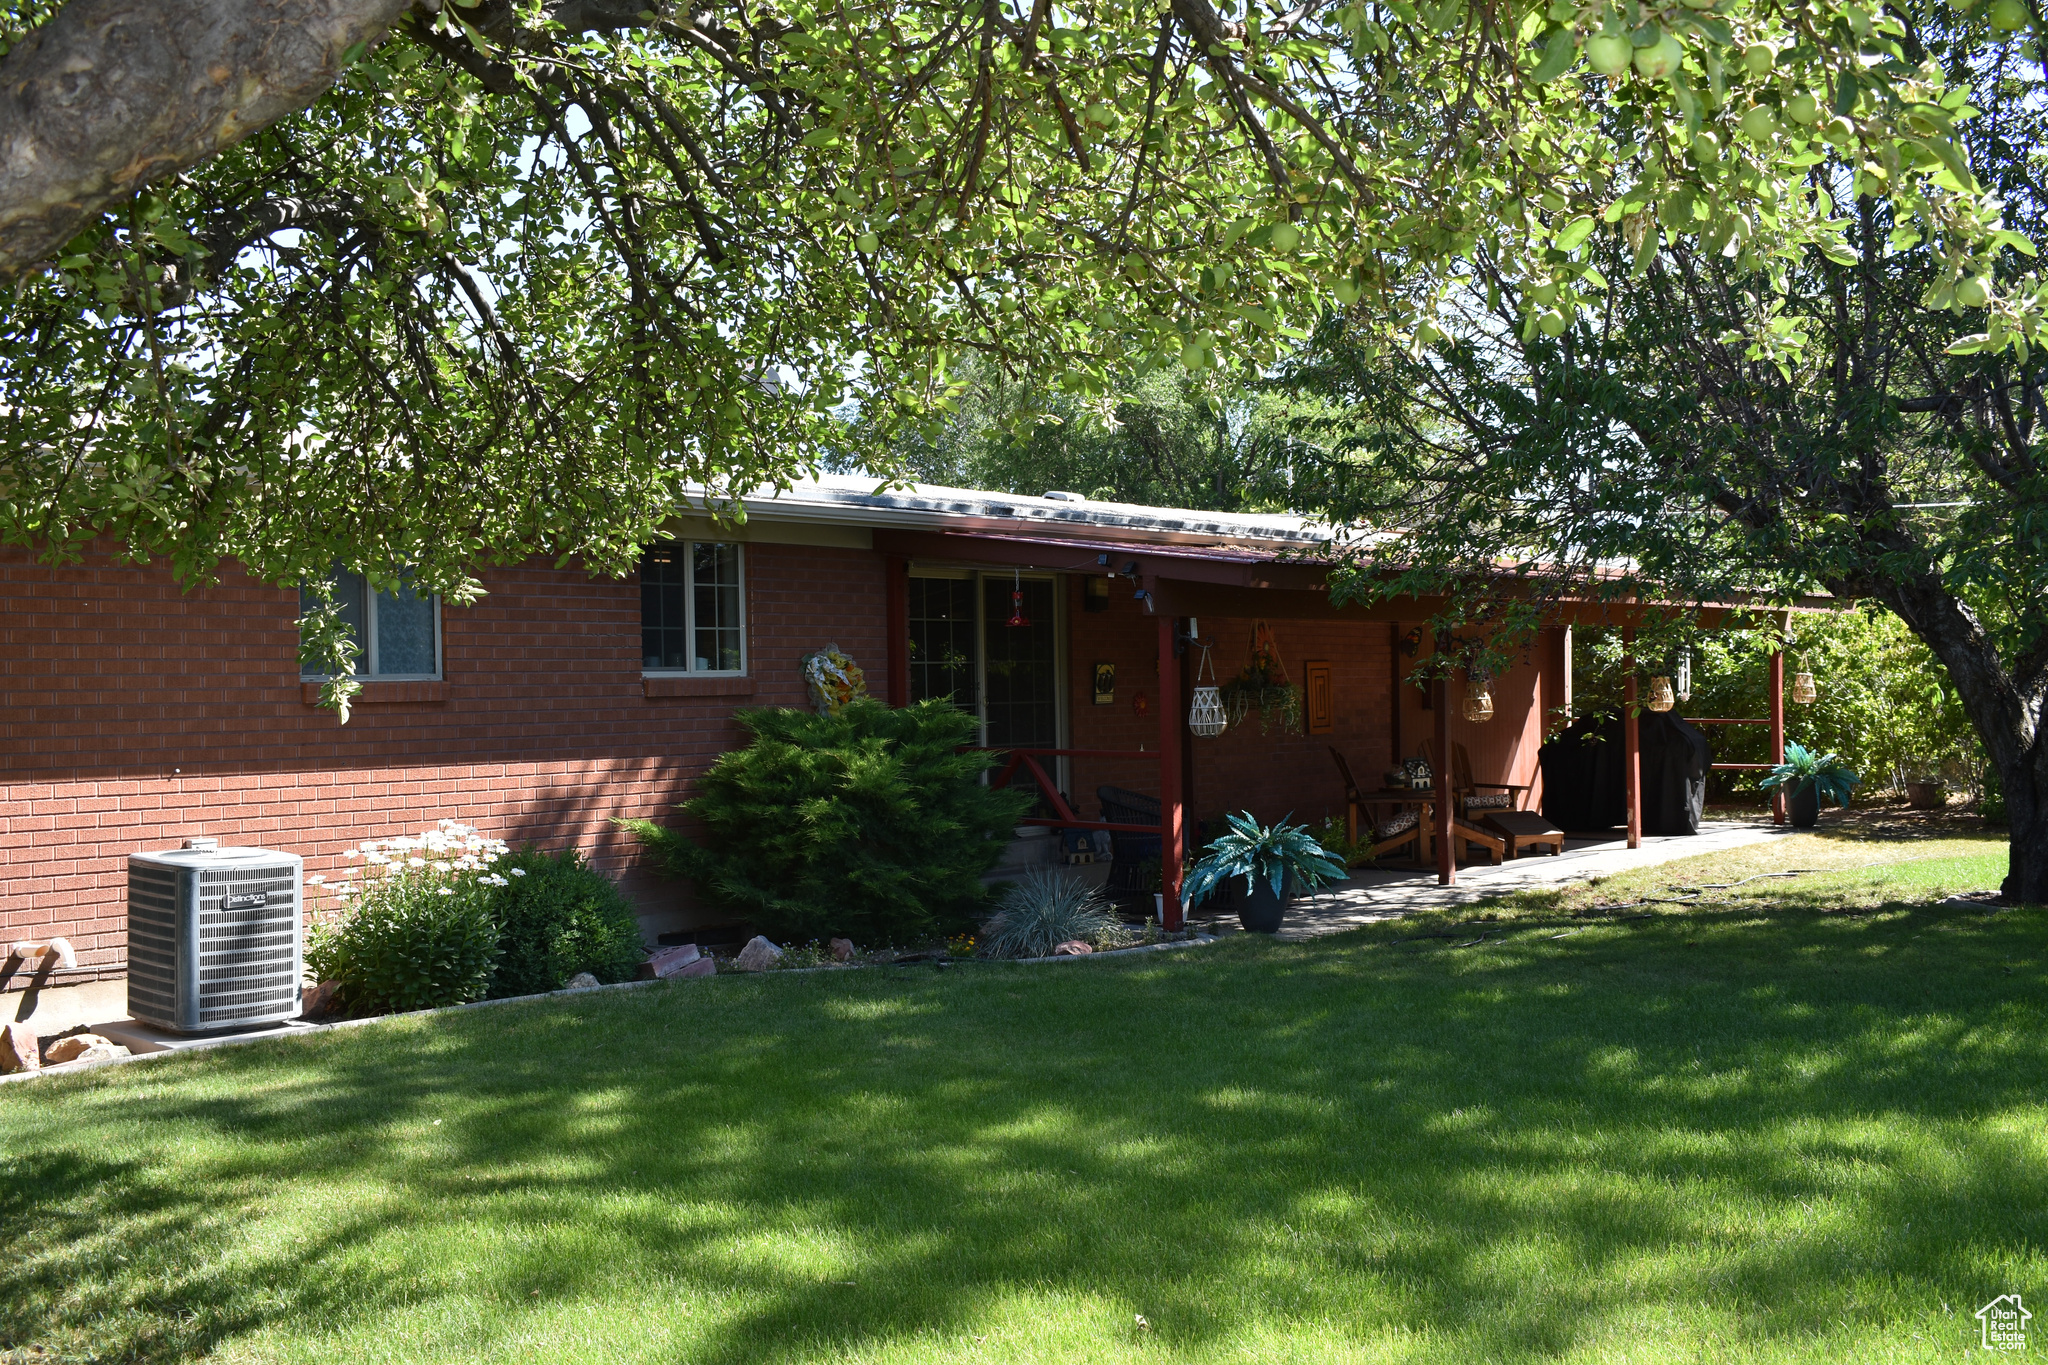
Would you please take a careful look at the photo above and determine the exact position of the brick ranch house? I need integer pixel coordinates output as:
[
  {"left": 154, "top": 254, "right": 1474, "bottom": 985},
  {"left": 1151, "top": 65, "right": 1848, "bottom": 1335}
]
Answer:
[{"left": 7, "top": 475, "right": 1773, "bottom": 1011}]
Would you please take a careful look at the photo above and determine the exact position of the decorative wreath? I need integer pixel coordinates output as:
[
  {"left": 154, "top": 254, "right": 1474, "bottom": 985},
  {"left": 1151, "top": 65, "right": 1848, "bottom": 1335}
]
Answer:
[{"left": 801, "top": 643, "right": 869, "bottom": 716}]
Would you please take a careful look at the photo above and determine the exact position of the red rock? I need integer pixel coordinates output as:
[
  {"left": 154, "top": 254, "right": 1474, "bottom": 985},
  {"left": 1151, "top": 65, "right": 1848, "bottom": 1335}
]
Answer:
[
  {"left": 1052, "top": 941, "right": 1094, "bottom": 956},
  {"left": 671, "top": 956, "right": 715, "bottom": 978},
  {"left": 638, "top": 945, "right": 704, "bottom": 980},
  {"left": 301, "top": 979, "right": 341, "bottom": 1019},
  {"left": 0, "top": 1022, "right": 40, "bottom": 1074},
  {"left": 829, "top": 938, "right": 856, "bottom": 962}
]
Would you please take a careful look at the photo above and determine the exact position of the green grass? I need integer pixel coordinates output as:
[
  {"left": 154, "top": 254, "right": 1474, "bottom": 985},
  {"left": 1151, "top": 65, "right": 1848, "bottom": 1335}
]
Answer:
[{"left": 3, "top": 838, "right": 2042, "bottom": 1363}]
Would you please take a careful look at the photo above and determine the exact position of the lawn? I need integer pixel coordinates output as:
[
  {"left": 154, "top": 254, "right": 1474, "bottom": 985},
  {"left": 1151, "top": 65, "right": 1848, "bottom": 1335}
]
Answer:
[{"left": 3, "top": 836, "right": 2041, "bottom": 1363}]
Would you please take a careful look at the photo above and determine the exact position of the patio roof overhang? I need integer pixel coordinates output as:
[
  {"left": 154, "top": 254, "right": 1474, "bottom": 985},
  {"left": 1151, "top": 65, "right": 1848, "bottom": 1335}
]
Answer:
[{"left": 872, "top": 526, "right": 1837, "bottom": 626}]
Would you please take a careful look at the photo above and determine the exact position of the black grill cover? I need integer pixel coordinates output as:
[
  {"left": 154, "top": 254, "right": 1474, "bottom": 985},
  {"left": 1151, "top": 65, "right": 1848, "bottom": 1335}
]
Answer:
[{"left": 1539, "top": 713, "right": 1712, "bottom": 835}]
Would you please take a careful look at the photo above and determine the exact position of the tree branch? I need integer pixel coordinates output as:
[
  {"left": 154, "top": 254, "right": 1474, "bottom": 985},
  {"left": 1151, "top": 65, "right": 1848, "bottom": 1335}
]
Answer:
[{"left": 0, "top": 0, "right": 411, "bottom": 273}]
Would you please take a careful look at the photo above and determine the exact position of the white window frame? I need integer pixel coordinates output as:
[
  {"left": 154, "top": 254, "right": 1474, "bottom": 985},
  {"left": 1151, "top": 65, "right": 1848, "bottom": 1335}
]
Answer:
[
  {"left": 298, "top": 574, "right": 443, "bottom": 682},
  {"left": 640, "top": 541, "right": 749, "bottom": 677}
]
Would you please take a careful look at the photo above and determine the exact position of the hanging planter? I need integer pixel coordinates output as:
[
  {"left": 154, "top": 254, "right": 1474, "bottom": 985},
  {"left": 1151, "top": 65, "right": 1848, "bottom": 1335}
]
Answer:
[
  {"left": 1647, "top": 675, "right": 1676, "bottom": 712},
  {"left": 1462, "top": 671, "right": 1494, "bottom": 723},
  {"left": 1791, "top": 667, "right": 1818, "bottom": 704},
  {"left": 1188, "top": 643, "right": 1227, "bottom": 738},
  {"left": 1217, "top": 621, "right": 1301, "bottom": 734}
]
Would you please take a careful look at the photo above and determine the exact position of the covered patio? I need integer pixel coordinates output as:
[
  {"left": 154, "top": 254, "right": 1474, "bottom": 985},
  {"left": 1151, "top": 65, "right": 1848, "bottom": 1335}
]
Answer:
[{"left": 873, "top": 507, "right": 1806, "bottom": 931}]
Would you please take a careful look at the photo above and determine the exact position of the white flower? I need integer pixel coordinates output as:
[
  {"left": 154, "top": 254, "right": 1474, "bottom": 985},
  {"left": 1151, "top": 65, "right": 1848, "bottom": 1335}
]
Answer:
[
  {"left": 342, "top": 849, "right": 360, "bottom": 861},
  {"left": 408, "top": 857, "right": 426, "bottom": 868},
  {"left": 335, "top": 882, "right": 357, "bottom": 897},
  {"left": 307, "top": 874, "right": 327, "bottom": 885},
  {"left": 508, "top": 867, "right": 527, "bottom": 877},
  {"left": 436, "top": 885, "right": 454, "bottom": 896}
]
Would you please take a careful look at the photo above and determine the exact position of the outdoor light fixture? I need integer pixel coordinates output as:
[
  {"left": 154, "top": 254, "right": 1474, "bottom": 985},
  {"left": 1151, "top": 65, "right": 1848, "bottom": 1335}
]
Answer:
[
  {"left": 1188, "top": 644, "right": 1227, "bottom": 738},
  {"left": 1792, "top": 668, "right": 1818, "bottom": 704},
  {"left": 1004, "top": 568, "right": 1031, "bottom": 628},
  {"left": 1463, "top": 674, "right": 1494, "bottom": 723},
  {"left": 1647, "top": 676, "right": 1676, "bottom": 712}
]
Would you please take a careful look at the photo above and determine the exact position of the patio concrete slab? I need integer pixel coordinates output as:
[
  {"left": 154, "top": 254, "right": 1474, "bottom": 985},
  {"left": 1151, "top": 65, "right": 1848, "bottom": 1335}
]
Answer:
[{"left": 1188, "top": 819, "right": 1798, "bottom": 941}]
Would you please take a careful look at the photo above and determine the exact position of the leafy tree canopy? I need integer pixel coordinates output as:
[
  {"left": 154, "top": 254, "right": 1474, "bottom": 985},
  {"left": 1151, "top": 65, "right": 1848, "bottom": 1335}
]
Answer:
[
  {"left": 1273, "top": 17, "right": 2046, "bottom": 897},
  {"left": 1, "top": 0, "right": 2037, "bottom": 634}
]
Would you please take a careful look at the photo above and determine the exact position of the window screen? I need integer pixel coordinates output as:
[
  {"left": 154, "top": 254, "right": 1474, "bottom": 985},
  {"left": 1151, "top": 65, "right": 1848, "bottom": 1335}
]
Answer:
[{"left": 299, "top": 569, "right": 440, "bottom": 678}]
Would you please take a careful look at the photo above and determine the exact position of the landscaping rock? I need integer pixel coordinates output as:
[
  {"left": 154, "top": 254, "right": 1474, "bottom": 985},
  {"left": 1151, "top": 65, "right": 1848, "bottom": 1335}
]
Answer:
[
  {"left": 1052, "top": 941, "right": 1094, "bottom": 956},
  {"left": 564, "top": 972, "right": 602, "bottom": 990},
  {"left": 42, "top": 1033, "right": 113, "bottom": 1064},
  {"left": 638, "top": 945, "right": 712, "bottom": 980},
  {"left": 64, "top": 1042, "right": 130, "bottom": 1065},
  {"left": 0, "top": 1022, "right": 40, "bottom": 1073},
  {"left": 829, "top": 937, "right": 857, "bottom": 963},
  {"left": 733, "top": 936, "right": 783, "bottom": 972},
  {"left": 301, "top": 979, "right": 341, "bottom": 1020}
]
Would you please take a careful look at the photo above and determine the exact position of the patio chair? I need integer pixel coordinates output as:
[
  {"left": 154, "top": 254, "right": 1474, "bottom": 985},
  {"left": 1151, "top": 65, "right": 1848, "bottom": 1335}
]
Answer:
[
  {"left": 1096, "top": 786, "right": 1192, "bottom": 899},
  {"left": 1421, "top": 738, "right": 1562, "bottom": 859},
  {"left": 1330, "top": 747, "right": 1429, "bottom": 865}
]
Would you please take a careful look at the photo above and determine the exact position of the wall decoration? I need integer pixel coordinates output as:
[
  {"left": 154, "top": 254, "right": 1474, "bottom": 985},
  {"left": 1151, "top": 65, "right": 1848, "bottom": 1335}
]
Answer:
[
  {"left": 801, "top": 644, "right": 868, "bottom": 716},
  {"left": 1093, "top": 662, "right": 1116, "bottom": 706},
  {"left": 1303, "top": 660, "right": 1333, "bottom": 734}
]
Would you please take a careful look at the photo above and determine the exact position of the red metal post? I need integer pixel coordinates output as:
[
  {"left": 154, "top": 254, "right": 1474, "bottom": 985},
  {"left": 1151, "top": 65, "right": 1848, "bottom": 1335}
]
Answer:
[
  {"left": 1158, "top": 614, "right": 1185, "bottom": 930},
  {"left": 883, "top": 556, "right": 909, "bottom": 708},
  {"left": 1623, "top": 627, "right": 1642, "bottom": 850},
  {"left": 1769, "top": 643, "right": 1786, "bottom": 824},
  {"left": 1434, "top": 672, "right": 1455, "bottom": 886}
]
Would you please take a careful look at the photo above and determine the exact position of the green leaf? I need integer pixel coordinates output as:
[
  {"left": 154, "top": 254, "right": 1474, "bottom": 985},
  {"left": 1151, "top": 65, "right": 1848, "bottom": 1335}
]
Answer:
[
  {"left": 1529, "top": 29, "right": 1578, "bottom": 83},
  {"left": 1554, "top": 215, "right": 1596, "bottom": 250}
]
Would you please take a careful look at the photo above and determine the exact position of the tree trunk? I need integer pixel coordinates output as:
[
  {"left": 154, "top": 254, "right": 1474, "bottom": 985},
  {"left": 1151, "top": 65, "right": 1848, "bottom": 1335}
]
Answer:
[
  {"left": 1870, "top": 577, "right": 2048, "bottom": 905},
  {"left": 0, "top": 0, "right": 409, "bottom": 273}
]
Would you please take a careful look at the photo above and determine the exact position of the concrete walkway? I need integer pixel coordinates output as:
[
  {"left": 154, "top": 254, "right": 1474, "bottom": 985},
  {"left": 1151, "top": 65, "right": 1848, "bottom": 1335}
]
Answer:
[{"left": 1188, "top": 819, "right": 1797, "bottom": 941}]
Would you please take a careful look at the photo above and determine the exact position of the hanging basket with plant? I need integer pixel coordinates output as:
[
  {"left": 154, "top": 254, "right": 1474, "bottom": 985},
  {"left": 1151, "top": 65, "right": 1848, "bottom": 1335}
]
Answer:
[{"left": 1218, "top": 620, "right": 1301, "bottom": 734}]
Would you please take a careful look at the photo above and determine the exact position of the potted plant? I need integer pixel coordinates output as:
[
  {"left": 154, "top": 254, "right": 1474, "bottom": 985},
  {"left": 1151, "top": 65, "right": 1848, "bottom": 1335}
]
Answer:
[
  {"left": 1903, "top": 764, "right": 1947, "bottom": 811},
  {"left": 1759, "top": 741, "right": 1860, "bottom": 828},
  {"left": 1181, "top": 812, "right": 1349, "bottom": 933}
]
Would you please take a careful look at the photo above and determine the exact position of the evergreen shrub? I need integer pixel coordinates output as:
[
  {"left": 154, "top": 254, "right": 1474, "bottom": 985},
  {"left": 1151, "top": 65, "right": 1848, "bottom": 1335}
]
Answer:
[
  {"left": 487, "top": 847, "right": 646, "bottom": 997},
  {"left": 620, "top": 699, "right": 1030, "bottom": 942}
]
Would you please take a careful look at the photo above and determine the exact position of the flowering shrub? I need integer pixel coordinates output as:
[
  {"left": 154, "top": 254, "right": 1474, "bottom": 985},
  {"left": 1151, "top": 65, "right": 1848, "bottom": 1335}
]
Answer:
[
  {"left": 307, "top": 822, "right": 650, "bottom": 1014},
  {"left": 307, "top": 821, "right": 515, "bottom": 1015}
]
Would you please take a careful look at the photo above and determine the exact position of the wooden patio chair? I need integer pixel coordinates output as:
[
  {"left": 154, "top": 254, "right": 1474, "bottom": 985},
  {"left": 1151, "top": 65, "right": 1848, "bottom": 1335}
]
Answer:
[
  {"left": 1330, "top": 747, "right": 1428, "bottom": 866},
  {"left": 1421, "top": 738, "right": 1563, "bottom": 859}
]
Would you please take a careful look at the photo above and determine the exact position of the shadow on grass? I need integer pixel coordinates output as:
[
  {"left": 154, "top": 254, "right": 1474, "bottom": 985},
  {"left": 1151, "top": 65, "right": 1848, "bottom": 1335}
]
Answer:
[{"left": 3, "top": 901, "right": 2045, "bottom": 1362}]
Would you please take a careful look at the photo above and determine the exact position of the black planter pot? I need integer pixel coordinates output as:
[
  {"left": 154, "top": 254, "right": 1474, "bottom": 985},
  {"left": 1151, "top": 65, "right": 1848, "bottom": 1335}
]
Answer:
[
  {"left": 1789, "top": 782, "right": 1820, "bottom": 829},
  {"left": 1238, "top": 881, "right": 1291, "bottom": 934}
]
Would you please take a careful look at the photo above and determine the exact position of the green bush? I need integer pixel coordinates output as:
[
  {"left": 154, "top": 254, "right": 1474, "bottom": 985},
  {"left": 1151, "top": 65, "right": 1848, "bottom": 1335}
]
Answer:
[
  {"left": 619, "top": 698, "right": 1031, "bottom": 942},
  {"left": 306, "top": 874, "right": 502, "bottom": 1016},
  {"left": 488, "top": 847, "right": 646, "bottom": 998}
]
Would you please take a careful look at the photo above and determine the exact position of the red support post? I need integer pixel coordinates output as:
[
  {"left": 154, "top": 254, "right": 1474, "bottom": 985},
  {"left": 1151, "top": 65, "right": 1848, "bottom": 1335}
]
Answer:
[
  {"left": 1434, "top": 672, "right": 1455, "bottom": 886},
  {"left": 1769, "top": 643, "right": 1786, "bottom": 824},
  {"left": 884, "top": 556, "right": 909, "bottom": 708},
  {"left": 1158, "top": 614, "right": 1185, "bottom": 930},
  {"left": 1623, "top": 627, "right": 1642, "bottom": 850}
]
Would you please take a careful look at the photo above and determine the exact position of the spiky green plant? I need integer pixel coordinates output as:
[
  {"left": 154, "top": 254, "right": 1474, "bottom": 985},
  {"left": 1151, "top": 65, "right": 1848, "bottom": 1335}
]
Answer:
[
  {"left": 979, "top": 869, "right": 1133, "bottom": 959},
  {"left": 1758, "top": 741, "right": 1861, "bottom": 808},
  {"left": 1182, "top": 812, "right": 1350, "bottom": 910}
]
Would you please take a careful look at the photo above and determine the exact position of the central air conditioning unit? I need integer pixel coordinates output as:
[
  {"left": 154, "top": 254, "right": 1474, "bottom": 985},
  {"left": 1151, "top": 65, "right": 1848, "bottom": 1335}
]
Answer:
[{"left": 127, "top": 838, "right": 303, "bottom": 1033}]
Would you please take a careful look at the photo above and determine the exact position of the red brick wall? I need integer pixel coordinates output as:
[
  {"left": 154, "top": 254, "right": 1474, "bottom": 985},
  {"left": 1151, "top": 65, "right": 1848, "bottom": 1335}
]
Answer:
[{"left": 1, "top": 543, "right": 889, "bottom": 976}]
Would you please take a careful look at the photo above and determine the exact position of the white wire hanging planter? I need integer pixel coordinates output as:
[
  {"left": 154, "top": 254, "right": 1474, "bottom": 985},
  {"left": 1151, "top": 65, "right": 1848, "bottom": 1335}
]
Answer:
[{"left": 1188, "top": 643, "right": 1227, "bottom": 738}]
